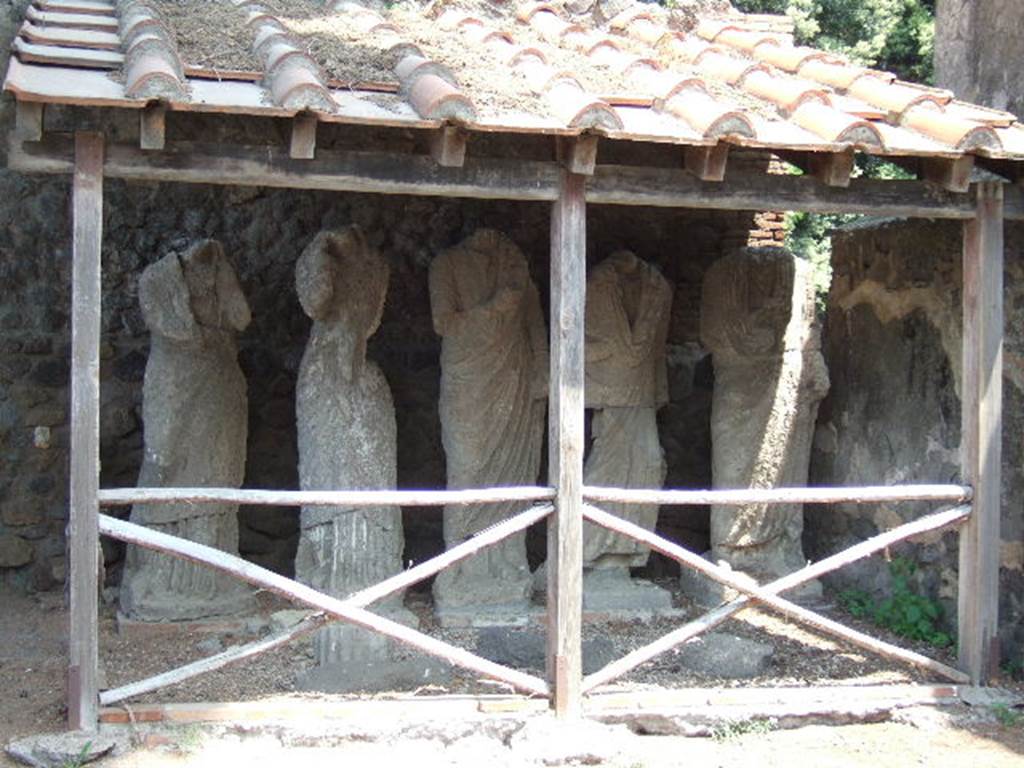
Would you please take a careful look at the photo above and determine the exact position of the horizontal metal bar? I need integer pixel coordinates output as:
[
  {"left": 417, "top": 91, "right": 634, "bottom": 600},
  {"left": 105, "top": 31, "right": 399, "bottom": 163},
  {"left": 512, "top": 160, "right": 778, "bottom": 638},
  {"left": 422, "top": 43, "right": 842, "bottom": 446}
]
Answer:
[
  {"left": 582, "top": 484, "right": 973, "bottom": 506},
  {"left": 98, "top": 486, "right": 557, "bottom": 508}
]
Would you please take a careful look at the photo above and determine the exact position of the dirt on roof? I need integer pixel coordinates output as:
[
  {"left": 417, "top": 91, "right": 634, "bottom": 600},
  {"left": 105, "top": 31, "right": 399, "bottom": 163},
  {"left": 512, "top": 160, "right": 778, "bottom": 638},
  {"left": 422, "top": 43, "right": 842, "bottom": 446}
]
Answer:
[
  {"left": 389, "top": 5, "right": 549, "bottom": 118},
  {"left": 150, "top": 0, "right": 260, "bottom": 73}
]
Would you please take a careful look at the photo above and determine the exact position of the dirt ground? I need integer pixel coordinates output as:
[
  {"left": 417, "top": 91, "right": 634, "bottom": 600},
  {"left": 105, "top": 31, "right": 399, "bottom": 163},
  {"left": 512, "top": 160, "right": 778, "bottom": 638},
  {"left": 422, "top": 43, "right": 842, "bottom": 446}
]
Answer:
[{"left": 2, "top": 588, "right": 1023, "bottom": 767}]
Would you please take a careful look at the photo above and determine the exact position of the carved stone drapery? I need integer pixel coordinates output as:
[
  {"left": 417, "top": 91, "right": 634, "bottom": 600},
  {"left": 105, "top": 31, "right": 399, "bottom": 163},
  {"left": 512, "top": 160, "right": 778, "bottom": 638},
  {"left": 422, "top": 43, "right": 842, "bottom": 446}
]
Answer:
[
  {"left": 120, "top": 240, "right": 254, "bottom": 621},
  {"left": 294, "top": 227, "right": 408, "bottom": 665},
  {"left": 700, "top": 247, "right": 830, "bottom": 591},
  {"left": 582, "top": 251, "right": 672, "bottom": 569},
  {"left": 429, "top": 229, "right": 548, "bottom": 623}
]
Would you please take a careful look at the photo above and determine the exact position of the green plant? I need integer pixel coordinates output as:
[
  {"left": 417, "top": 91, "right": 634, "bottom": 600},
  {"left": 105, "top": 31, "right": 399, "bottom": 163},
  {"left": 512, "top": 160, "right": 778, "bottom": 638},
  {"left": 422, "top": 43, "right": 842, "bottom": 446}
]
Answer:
[
  {"left": 710, "top": 718, "right": 777, "bottom": 741},
  {"left": 1002, "top": 657, "right": 1024, "bottom": 681},
  {"left": 174, "top": 724, "right": 206, "bottom": 755},
  {"left": 60, "top": 741, "right": 92, "bottom": 768},
  {"left": 837, "top": 557, "right": 952, "bottom": 649},
  {"left": 992, "top": 704, "right": 1023, "bottom": 728}
]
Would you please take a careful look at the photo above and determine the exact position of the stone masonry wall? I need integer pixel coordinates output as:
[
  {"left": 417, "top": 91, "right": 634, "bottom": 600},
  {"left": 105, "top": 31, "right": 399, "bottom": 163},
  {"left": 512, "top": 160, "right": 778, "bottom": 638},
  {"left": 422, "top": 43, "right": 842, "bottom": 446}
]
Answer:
[
  {"left": 936, "top": 0, "right": 1024, "bottom": 119},
  {"left": 810, "top": 218, "right": 1024, "bottom": 660},
  {"left": 0, "top": 175, "right": 750, "bottom": 589},
  {"left": 0, "top": 0, "right": 766, "bottom": 590}
]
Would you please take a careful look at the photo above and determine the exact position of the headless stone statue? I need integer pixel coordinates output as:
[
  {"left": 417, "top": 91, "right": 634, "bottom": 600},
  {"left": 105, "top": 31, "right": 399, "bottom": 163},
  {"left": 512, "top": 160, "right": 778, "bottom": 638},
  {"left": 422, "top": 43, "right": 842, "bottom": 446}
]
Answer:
[
  {"left": 120, "top": 240, "right": 255, "bottom": 622},
  {"left": 580, "top": 251, "right": 674, "bottom": 612},
  {"left": 692, "top": 247, "right": 829, "bottom": 604},
  {"left": 293, "top": 227, "right": 411, "bottom": 668},
  {"left": 430, "top": 229, "right": 548, "bottom": 625}
]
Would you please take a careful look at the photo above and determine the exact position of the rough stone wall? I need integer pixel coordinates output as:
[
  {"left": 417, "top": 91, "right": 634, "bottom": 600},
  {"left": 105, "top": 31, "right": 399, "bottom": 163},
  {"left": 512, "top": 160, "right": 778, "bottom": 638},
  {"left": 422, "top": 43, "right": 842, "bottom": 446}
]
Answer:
[
  {"left": 0, "top": 54, "right": 758, "bottom": 589},
  {"left": 810, "top": 219, "right": 1024, "bottom": 658},
  {"left": 0, "top": 175, "right": 744, "bottom": 588},
  {"left": 935, "top": 0, "right": 1024, "bottom": 117}
]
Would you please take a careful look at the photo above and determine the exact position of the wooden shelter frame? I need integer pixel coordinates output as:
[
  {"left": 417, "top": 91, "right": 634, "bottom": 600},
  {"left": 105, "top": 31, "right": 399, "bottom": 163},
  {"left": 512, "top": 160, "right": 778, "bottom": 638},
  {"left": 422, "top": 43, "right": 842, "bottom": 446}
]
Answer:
[{"left": 11, "top": 121, "right": 1017, "bottom": 731}]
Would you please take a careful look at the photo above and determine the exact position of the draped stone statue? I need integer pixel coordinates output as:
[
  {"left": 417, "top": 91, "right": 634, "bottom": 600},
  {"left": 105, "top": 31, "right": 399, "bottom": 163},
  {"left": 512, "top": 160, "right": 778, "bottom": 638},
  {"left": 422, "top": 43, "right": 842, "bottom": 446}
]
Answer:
[
  {"left": 120, "top": 240, "right": 255, "bottom": 621},
  {"left": 698, "top": 246, "right": 829, "bottom": 602},
  {"left": 294, "top": 227, "right": 410, "bottom": 667},
  {"left": 429, "top": 229, "right": 548, "bottom": 624},
  {"left": 581, "top": 251, "right": 673, "bottom": 610}
]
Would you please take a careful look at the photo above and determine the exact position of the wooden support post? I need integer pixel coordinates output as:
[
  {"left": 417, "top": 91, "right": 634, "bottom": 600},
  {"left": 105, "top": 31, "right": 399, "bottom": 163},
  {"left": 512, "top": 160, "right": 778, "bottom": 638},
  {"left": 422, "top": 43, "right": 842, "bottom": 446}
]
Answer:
[
  {"left": 139, "top": 103, "right": 166, "bottom": 151},
  {"left": 429, "top": 125, "right": 467, "bottom": 168},
  {"left": 958, "top": 181, "right": 1004, "bottom": 684},
  {"left": 547, "top": 167, "right": 585, "bottom": 718},
  {"left": 684, "top": 143, "right": 729, "bottom": 182},
  {"left": 289, "top": 114, "right": 317, "bottom": 160},
  {"left": 68, "top": 131, "right": 104, "bottom": 732},
  {"left": 560, "top": 134, "right": 598, "bottom": 176},
  {"left": 15, "top": 101, "right": 43, "bottom": 142}
]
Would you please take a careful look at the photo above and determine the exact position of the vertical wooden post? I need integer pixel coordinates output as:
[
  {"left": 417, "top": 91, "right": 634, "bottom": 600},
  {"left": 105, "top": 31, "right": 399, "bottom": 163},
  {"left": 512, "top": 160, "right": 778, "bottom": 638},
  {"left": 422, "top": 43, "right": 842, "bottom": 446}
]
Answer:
[
  {"left": 547, "top": 167, "right": 585, "bottom": 718},
  {"left": 958, "top": 181, "right": 1003, "bottom": 685},
  {"left": 68, "top": 131, "right": 104, "bottom": 732}
]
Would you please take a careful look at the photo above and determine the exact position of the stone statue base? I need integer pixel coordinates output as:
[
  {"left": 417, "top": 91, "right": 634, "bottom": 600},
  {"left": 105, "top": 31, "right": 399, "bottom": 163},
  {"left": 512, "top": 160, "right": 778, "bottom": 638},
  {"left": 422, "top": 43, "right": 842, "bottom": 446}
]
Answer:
[
  {"left": 678, "top": 554, "right": 824, "bottom": 609},
  {"left": 582, "top": 567, "right": 674, "bottom": 615},
  {"left": 118, "top": 576, "right": 255, "bottom": 624},
  {"left": 434, "top": 601, "right": 545, "bottom": 629},
  {"left": 297, "top": 605, "right": 428, "bottom": 691},
  {"left": 530, "top": 563, "right": 679, "bottom": 620}
]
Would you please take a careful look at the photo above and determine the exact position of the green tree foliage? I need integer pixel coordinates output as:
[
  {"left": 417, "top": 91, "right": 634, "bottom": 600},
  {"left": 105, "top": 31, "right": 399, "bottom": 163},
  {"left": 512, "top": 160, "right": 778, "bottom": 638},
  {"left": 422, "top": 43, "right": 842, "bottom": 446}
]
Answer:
[
  {"left": 731, "top": 0, "right": 935, "bottom": 83},
  {"left": 726, "top": 2, "right": 935, "bottom": 295}
]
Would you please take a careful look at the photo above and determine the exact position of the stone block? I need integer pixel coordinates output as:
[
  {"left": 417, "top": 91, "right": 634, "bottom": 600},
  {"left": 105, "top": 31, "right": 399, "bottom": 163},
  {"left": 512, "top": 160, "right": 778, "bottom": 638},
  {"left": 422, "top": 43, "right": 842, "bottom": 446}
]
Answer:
[
  {"left": 674, "top": 631, "right": 774, "bottom": 678},
  {"left": 1, "top": 501, "right": 44, "bottom": 526},
  {"left": 475, "top": 626, "right": 617, "bottom": 675},
  {"left": 0, "top": 534, "right": 33, "bottom": 568}
]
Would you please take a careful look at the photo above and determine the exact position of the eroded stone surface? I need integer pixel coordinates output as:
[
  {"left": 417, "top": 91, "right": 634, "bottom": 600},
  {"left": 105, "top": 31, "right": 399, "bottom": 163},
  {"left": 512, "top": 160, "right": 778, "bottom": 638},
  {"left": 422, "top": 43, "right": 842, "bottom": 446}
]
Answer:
[
  {"left": 581, "top": 251, "right": 673, "bottom": 609},
  {"left": 119, "top": 240, "right": 255, "bottom": 621},
  {"left": 293, "top": 227, "right": 410, "bottom": 667},
  {"left": 698, "top": 247, "right": 829, "bottom": 599},
  {"left": 6, "top": 731, "right": 122, "bottom": 768},
  {"left": 429, "top": 230, "right": 548, "bottom": 624},
  {"left": 674, "top": 631, "right": 774, "bottom": 679}
]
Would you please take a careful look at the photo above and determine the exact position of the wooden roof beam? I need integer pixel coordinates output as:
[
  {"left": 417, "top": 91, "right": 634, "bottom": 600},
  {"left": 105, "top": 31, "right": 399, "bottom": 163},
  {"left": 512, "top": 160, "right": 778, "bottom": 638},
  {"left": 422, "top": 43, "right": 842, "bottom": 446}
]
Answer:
[
  {"left": 558, "top": 134, "right": 598, "bottom": 175},
  {"left": 778, "top": 149, "right": 854, "bottom": 188},
  {"left": 11, "top": 133, "right": 1015, "bottom": 220},
  {"left": 430, "top": 125, "right": 467, "bottom": 168},
  {"left": 139, "top": 103, "right": 166, "bottom": 151},
  {"left": 684, "top": 143, "right": 729, "bottom": 181},
  {"left": 289, "top": 114, "right": 317, "bottom": 160},
  {"left": 15, "top": 101, "right": 43, "bottom": 142},
  {"left": 921, "top": 154, "right": 975, "bottom": 194}
]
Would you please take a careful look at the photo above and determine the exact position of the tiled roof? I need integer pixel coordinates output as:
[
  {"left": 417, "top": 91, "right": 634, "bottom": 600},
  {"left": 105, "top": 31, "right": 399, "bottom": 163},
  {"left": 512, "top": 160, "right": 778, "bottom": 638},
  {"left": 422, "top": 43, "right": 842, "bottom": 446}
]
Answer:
[{"left": 5, "top": 0, "right": 1024, "bottom": 164}]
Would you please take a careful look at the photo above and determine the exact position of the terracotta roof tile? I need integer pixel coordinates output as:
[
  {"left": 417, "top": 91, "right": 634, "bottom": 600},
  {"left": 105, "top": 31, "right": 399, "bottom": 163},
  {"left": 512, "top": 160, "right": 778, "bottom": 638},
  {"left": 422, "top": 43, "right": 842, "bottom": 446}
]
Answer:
[
  {"left": 26, "top": 6, "right": 117, "bottom": 31},
  {"left": 119, "top": 1, "right": 186, "bottom": 100},
  {"left": 4, "top": 0, "right": 1021, "bottom": 162},
  {"left": 438, "top": 8, "right": 622, "bottom": 130},
  {"left": 19, "top": 20, "right": 120, "bottom": 49},
  {"left": 333, "top": 1, "right": 476, "bottom": 122},
  {"left": 234, "top": 3, "right": 334, "bottom": 113},
  {"left": 37, "top": 0, "right": 115, "bottom": 13}
]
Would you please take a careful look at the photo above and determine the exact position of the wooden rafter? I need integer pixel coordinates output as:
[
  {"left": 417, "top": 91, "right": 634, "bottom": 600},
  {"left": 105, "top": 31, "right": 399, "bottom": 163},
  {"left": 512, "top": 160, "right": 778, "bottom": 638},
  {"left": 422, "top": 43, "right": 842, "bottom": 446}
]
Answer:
[
  {"left": 583, "top": 505, "right": 972, "bottom": 691},
  {"left": 100, "top": 504, "right": 554, "bottom": 705},
  {"left": 582, "top": 504, "right": 971, "bottom": 686},
  {"left": 11, "top": 134, "right": 1021, "bottom": 219},
  {"left": 100, "top": 514, "right": 551, "bottom": 697}
]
